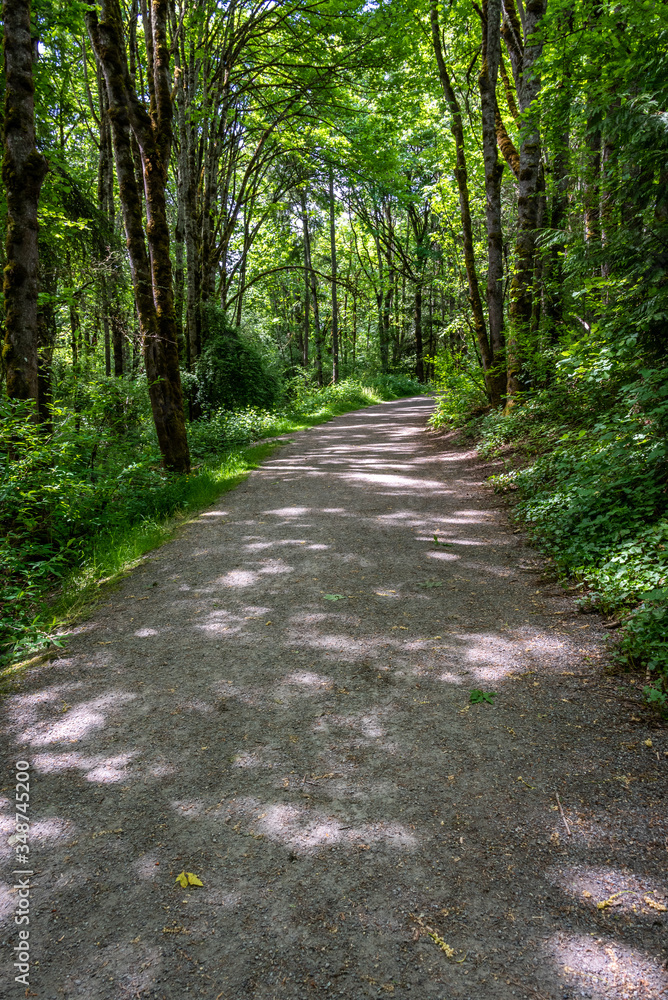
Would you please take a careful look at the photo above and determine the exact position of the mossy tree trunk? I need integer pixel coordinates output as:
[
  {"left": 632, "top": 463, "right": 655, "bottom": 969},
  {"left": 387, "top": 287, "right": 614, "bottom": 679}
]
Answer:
[
  {"left": 503, "top": 0, "right": 547, "bottom": 403},
  {"left": 329, "top": 166, "right": 339, "bottom": 384},
  {"left": 87, "top": 0, "right": 190, "bottom": 474},
  {"left": 479, "top": 0, "right": 507, "bottom": 405},
  {"left": 2, "top": 0, "right": 48, "bottom": 409},
  {"left": 430, "top": 0, "right": 499, "bottom": 405}
]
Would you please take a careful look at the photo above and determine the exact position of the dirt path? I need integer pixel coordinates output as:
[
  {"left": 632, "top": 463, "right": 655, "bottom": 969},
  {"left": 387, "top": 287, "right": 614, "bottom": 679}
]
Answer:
[{"left": 1, "top": 396, "right": 667, "bottom": 1000}]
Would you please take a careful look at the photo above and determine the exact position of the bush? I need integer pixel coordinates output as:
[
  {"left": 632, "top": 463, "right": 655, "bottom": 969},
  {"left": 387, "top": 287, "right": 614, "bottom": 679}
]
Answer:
[
  {"left": 428, "top": 349, "right": 489, "bottom": 428},
  {"left": 196, "top": 307, "right": 281, "bottom": 412},
  {"left": 489, "top": 358, "right": 668, "bottom": 708}
]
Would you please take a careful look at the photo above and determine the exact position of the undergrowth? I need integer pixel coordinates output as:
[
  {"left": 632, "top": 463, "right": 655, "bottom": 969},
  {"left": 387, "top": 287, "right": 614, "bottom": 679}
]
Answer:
[
  {"left": 1, "top": 374, "right": 421, "bottom": 669},
  {"left": 430, "top": 345, "right": 668, "bottom": 711}
]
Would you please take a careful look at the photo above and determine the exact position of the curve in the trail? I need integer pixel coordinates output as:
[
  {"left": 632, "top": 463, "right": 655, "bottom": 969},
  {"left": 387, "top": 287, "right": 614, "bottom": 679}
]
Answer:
[{"left": 1, "top": 396, "right": 665, "bottom": 1000}]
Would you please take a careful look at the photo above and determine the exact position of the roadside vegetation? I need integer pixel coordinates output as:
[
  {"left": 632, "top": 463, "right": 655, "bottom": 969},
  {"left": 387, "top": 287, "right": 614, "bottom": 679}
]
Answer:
[
  {"left": 1, "top": 0, "right": 666, "bottom": 711},
  {"left": 0, "top": 373, "right": 420, "bottom": 668},
  {"left": 431, "top": 342, "right": 668, "bottom": 711}
]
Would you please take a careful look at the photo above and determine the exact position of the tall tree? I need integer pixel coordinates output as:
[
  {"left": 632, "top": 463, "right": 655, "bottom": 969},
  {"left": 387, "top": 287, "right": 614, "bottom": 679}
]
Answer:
[
  {"left": 87, "top": 0, "right": 190, "bottom": 473},
  {"left": 2, "top": 0, "right": 49, "bottom": 408},
  {"left": 504, "top": 0, "right": 548, "bottom": 401},
  {"left": 329, "top": 166, "right": 340, "bottom": 384},
  {"left": 430, "top": 0, "right": 500, "bottom": 404},
  {"left": 478, "top": 0, "right": 507, "bottom": 403}
]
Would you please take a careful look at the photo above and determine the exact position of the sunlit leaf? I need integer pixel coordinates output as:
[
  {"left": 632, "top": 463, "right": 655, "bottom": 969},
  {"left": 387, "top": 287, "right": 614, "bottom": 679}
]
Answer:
[{"left": 175, "top": 870, "right": 204, "bottom": 887}]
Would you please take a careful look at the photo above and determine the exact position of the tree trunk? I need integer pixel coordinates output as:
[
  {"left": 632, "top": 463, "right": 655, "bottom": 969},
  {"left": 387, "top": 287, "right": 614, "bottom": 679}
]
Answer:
[
  {"left": 112, "top": 306, "right": 124, "bottom": 376},
  {"left": 97, "top": 62, "right": 117, "bottom": 378},
  {"left": 584, "top": 119, "right": 602, "bottom": 248},
  {"left": 173, "top": 171, "right": 186, "bottom": 361},
  {"left": 329, "top": 167, "right": 339, "bottom": 383},
  {"left": 2, "top": 0, "right": 48, "bottom": 408},
  {"left": 299, "top": 188, "right": 311, "bottom": 371},
  {"left": 300, "top": 192, "right": 322, "bottom": 384},
  {"left": 414, "top": 282, "right": 424, "bottom": 381},
  {"left": 479, "top": 0, "right": 506, "bottom": 405},
  {"left": 312, "top": 283, "right": 323, "bottom": 386},
  {"left": 103, "top": 298, "right": 112, "bottom": 376},
  {"left": 430, "top": 0, "right": 496, "bottom": 402},
  {"left": 495, "top": 99, "right": 520, "bottom": 178},
  {"left": 545, "top": 120, "right": 569, "bottom": 335},
  {"left": 505, "top": 0, "right": 547, "bottom": 403},
  {"left": 352, "top": 293, "right": 357, "bottom": 366},
  {"left": 177, "top": 40, "right": 200, "bottom": 368},
  {"left": 37, "top": 284, "right": 56, "bottom": 427},
  {"left": 601, "top": 100, "right": 619, "bottom": 279},
  {"left": 381, "top": 283, "right": 393, "bottom": 373},
  {"left": 87, "top": 0, "right": 190, "bottom": 473}
]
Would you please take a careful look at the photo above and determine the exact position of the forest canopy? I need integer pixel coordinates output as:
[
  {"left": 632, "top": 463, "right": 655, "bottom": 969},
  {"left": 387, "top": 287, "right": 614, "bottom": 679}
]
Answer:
[{"left": 1, "top": 0, "right": 667, "bottom": 706}]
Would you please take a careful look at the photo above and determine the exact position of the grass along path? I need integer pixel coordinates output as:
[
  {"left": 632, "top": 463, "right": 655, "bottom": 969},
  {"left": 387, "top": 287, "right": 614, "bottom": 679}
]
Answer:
[
  {"left": 1, "top": 396, "right": 666, "bottom": 999},
  {"left": 2, "top": 381, "right": 415, "bottom": 674}
]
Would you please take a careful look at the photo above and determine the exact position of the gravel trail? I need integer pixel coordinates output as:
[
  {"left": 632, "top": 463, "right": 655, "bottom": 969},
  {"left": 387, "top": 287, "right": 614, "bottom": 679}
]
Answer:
[{"left": 1, "top": 395, "right": 666, "bottom": 1000}]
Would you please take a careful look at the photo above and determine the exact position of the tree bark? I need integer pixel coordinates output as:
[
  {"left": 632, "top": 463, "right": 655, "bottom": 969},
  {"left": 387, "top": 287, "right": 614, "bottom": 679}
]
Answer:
[
  {"left": 413, "top": 282, "right": 424, "bottom": 381},
  {"left": 87, "top": 0, "right": 190, "bottom": 473},
  {"left": 545, "top": 122, "right": 569, "bottom": 335},
  {"left": 495, "top": 100, "right": 520, "bottom": 178},
  {"left": 2, "top": 0, "right": 48, "bottom": 408},
  {"left": 329, "top": 167, "right": 339, "bottom": 383},
  {"left": 505, "top": 0, "right": 547, "bottom": 403},
  {"left": 300, "top": 191, "right": 322, "bottom": 384},
  {"left": 584, "top": 119, "right": 602, "bottom": 247},
  {"left": 430, "top": 0, "right": 496, "bottom": 401},
  {"left": 299, "top": 188, "right": 310, "bottom": 371},
  {"left": 479, "top": 0, "right": 506, "bottom": 405},
  {"left": 96, "top": 60, "right": 118, "bottom": 378}
]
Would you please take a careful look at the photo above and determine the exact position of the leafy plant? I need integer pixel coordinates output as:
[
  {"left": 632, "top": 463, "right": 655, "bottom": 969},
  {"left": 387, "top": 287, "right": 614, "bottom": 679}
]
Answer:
[{"left": 470, "top": 689, "right": 495, "bottom": 704}]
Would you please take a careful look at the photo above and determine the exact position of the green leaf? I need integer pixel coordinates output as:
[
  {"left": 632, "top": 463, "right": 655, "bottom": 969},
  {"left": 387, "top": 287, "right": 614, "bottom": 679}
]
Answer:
[{"left": 469, "top": 689, "right": 495, "bottom": 705}]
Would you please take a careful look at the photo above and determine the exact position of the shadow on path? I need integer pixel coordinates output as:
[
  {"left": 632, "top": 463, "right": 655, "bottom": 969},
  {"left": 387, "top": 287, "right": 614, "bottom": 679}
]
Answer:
[{"left": 1, "top": 397, "right": 666, "bottom": 999}]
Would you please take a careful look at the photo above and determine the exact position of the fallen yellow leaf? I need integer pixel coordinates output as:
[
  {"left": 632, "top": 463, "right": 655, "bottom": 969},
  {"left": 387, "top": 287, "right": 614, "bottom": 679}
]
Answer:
[
  {"left": 644, "top": 739, "right": 653, "bottom": 748},
  {"left": 175, "top": 871, "right": 204, "bottom": 888}
]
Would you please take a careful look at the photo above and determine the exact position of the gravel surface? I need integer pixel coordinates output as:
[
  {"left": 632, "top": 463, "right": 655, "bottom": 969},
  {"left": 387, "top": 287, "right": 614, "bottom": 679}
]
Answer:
[{"left": 1, "top": 395, "right": 666, "bottom": 1000}]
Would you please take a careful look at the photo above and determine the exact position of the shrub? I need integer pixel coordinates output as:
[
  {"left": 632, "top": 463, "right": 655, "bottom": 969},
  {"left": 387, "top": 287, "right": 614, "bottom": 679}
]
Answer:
[
  {"left": 489, "top": 359, "right": 668, "bottom": 708},
  {"left": 196, "top": 307, "right": 281, "bottom": 412},
  {"left": 428, "top": 349, "right": 489, "bottom": 428}
]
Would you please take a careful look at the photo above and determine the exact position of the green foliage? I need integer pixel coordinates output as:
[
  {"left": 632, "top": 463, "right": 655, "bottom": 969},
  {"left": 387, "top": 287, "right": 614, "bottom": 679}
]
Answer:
[
  {"left": 470, "top": 689, "right": 495, "bottom": 704},
  {"left": 196, "top": 308, "right": 282, "bottom": 412},
  {"left": 0, "top": 374, "right": 422, "bottom": 667},
  {"left": 428, "top": 349, "right": 489, "bottom": 428},
  {"left": 486, "top": 350, "right": 668, "bottom": 709}
]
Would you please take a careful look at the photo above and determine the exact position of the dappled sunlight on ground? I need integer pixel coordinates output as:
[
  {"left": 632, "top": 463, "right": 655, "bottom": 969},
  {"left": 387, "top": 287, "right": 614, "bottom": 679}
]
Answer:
[
  {"left": 1, "top": 398, "right": 664, "bottom": 998},
  {"left": 9, "top": 689, "right": 137, "bottom": 747},
  {"left": 548, "top": 930, "right": 668, "bottom": 996},
  {"left": 549, "top": 864, "right": 668, "bottom": 924},
  {"left": 31, "top": 750, "right": 135, "bottom": 782},
  {"left": 214, "top": 796, "right": 419, "bottom": 856}
]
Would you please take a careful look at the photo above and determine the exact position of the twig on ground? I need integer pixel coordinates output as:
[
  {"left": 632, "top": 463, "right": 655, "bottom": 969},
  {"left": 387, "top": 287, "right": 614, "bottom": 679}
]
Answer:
[{"left": 555, "top": 792, "right": 572, "bottom": 836}]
